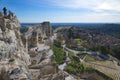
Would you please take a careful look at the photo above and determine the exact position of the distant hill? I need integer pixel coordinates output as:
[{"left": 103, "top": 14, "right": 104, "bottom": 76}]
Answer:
[
  {"left": 21, "top": 23, "right": 120, "bottom": 39},
  {"left": 85, "top": 24, "right": 120, "bottom": 39},
  {"left": 55, "top": 26, "right": 120, "bottom": 60},
  {"left": 52, "top": 23, "right": 120, "bottom": 39}
]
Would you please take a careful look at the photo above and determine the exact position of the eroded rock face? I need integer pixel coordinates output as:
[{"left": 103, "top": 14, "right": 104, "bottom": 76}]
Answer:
[
  {"left": 24, "top": 22, "right": 79, "bottom": 80},
  {"left": 0, "top": 9, "right": 31, "bottom": 80},
  {"left": 30, "top": 63, "right": 77, "bottom": 80},
  {"left": 0, "top": 8, "right": 80, "bottom": 80},
  {"left": 24, "top": 21, "right": 53, "bottom": 48}
]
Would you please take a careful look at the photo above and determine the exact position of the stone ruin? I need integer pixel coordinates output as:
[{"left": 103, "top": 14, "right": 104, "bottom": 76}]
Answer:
[{"left": 24, "top": 21, "right": 53, "bottom": 48}]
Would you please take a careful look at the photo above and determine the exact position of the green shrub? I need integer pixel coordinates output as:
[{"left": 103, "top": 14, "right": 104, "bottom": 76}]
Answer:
[
  {"left": 65, "top": 60, "right": 85, "bottom": 75},
  {"left": 74, "top": 38, "right": 82, "bottom": 45},
  {"left": 54, "top": 39, "right": 62, "bottom": 47},
  {"left": 68, "top": 51, "right": 74, "bottom": 60},
  {"left": 52, "top": 45, "right": 66, "bottom": 64}
]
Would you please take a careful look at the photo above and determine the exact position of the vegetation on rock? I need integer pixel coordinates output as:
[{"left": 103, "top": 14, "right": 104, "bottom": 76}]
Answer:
[{"left": 52, "top": 45, "right": 66, "bottom": 64}]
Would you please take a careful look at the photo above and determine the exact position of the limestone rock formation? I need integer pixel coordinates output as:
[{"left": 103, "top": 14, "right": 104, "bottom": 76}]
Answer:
[
  {"left": 23, "top": 22, "right": 79, "bottom": 80},
  {"left": 0, "top": 8, "right": 80, "bottom": 80},
  {"left": 0, "top": 8, "right": 31, "bottom": 80},
  {"left": 24, "top": 21, "right": 53, "bottom": 48}
]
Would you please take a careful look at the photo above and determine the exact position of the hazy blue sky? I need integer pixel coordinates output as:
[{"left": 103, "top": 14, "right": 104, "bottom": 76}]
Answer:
[{"left": 0, "top": 0, "right": 120, "bottom": 23}]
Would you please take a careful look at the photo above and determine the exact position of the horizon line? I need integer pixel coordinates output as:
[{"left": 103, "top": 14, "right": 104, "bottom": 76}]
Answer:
[{"left": 21, "top": 22, "right": 120, "bottom": 24}]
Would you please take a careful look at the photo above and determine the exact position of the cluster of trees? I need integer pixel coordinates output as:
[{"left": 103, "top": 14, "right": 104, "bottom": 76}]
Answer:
[
  {"left": 65, "top": 52, "right": 112, "bottom": 80},
  {"left": 112, "top": 46, "right": 120, "bottom": 60},
  {"left": 92, "top": 46, "right": 110, "bottom": 55},
  {"left": 87, "top": 24, "right": 120, "bottom": 39},
  {"left": 92, "top": 45, "right": 120, "bottom": 60},
  {"left": 66, "top": 51, "right": 93, "bottom": 75},
  {"left": 65, "top": 60, "right": 85, "bottom": 75}
]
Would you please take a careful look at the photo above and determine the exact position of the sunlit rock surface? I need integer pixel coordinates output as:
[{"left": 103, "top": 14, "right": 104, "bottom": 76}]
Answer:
[{"left": 0, "top": 9, "right": 31, "bottom": 80}]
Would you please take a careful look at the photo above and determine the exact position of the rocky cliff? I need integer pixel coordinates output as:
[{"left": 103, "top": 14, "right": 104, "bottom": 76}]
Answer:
[
  {"left": 0, "top": 9, "right": 31, "bottom": 80},
  {"left": 0, "top": 8, "right": 98, "bottom": 80},
  {"left": 24, "top": 21, "right": 53, "bottom": 48},
  {"left": 22, "top": 22, "right": 79, "bottom": 80},
  {"left": 0, "top": 8, "right": 78, "bottom": 80}
]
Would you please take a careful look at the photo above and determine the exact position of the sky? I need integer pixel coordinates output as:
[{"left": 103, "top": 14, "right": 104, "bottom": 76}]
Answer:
[{"left": 0, "top": 0, "right": 120, "bottom": 23}]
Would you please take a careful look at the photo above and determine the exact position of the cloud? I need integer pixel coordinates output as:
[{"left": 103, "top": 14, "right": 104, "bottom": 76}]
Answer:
[
  {"left": 28, "top": 0, "right": 120, "bottom": 14},
  {"left": 20, "top": 0, "right": 120, "bottom": 22},
  {"left": 53, "top": 13, "right": 120, "bottom": 23},
  {"left": 45, "top": 0, "right": 120, "bottom": 13},
  {"left": 46, "top": 0, "right": 104, "bottom": 9},
  {"left": 94, "top": 0, "right": 120, "bottom": 13}
]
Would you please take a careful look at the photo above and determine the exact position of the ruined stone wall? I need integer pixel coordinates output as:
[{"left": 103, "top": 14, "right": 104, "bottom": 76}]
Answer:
[
  {"left": 25, "top": 21, "right": 53, "bottom": 48},
  {"left": 41, "top": 21, "right": 53, "bottom": 37}
]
